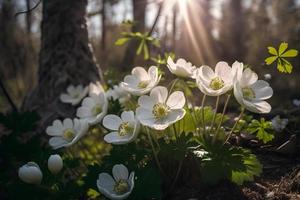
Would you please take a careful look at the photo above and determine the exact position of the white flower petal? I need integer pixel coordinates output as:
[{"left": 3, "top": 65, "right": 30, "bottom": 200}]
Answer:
[
  {"left": 49, "top": 137, "right": 68, "bottom": 149},
  {"left": 132, "top": 67, "right": 149, "bottom": 81},
  {"left": 63, "top": 118, "right": 73, "bottom": 129},
  {"left": 97, "top": 173, "right": 115, "bottom": 194},
  {"left": 240, "top": 68, "right": 258, "bottom": 87},
  {"left": 166, "top": 91, "right": 186, "bottom": 109},
  {"left": 123, "top": 75, "right": 139, "bottom": 86},
  {"left": 251, "top": 80, "right": 273, "bottom": 100},
  {"left": 215, "top": 61, "right": 232, "bottom": 83},
  {"left": 150, "top": 86, "right": 168, "bottom": 103},
  {"left": 76, "top": 107, "right": 92, "bottom": 118},
  {"left": 112, "top": 164, "right": 129, "bottom": 181},
  {"left": 103, "top": 115, "right": 122, "bottom": 130},
  {"left": 138, "top": 95, "right": 155, "bottom": 110},
  {"left": 121, "top": 111, "right": 135, "bottom": 122}
]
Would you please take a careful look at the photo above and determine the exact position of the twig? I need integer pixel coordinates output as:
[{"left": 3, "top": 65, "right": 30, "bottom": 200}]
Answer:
[
  {"left": 148, "top": 1, "right": 164, "bottom": 36},
  {"left": 0, "top": 78, "right": 18, "bottom": 112},
  {"left": 15, "top": 0, "right": 42, "bottom": 17},
  {"left": 224, "top": 107, "right": 245, "bottom": 145}
]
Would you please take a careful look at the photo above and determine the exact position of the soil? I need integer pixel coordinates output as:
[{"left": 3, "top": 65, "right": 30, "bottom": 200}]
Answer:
[{"left": 169, "top": 151, "right": 300, "bottom": 200}]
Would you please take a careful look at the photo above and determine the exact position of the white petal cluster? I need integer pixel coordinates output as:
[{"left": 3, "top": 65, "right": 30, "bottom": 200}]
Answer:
[
  {"left": 77, "top": 83, "right": 108, "bottom": 125},
  {"left": 48, "top": 154, "right": 63, "bottom": 175},
  {"left": 97, "top": 164, "right": 134, "bottom": 200},
  {"left": 18, "top": 162, "right": 43, "bottom": 184},
  {"left": 60, "top": 85, "right": 89, "bottom": 106},
  {"left": 136, "top": 86, "right": 186, "bottom": 130},
  {"left": 271, "top": 115, "right": 288, "bottom": 132},
  {"left": 167, "top": 57, "right": 196, "bottom": 78},
  {"left": 103, "top": 111, "right": 140, "bottom": 145},
  {"left": 106, "top": 84, "right": 130, "bottom": 104},
  {"left": 195, "top": 61, "right": 235, "bottom": 96},
  {"left": 233, "top": 62, "right": 273, "bottom": 113},
  {"left": 120, "top": 66, "right": 161, "bottom": 96},
  {"left": 46, "top": 118, "right": 89, "bottom": 149}
]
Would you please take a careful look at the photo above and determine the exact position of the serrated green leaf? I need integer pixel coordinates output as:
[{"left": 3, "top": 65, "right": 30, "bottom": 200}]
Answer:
[
  {"left": 247, "top": 118, "right": 275, "bottom": 143},
  {"left": 281, "top": 49, "right": 298, "bottom": 57},
  {"left": 265, "top": 56, "right": 277, "bottom": 65},
  {"left": 115, "top": 37, "right": 130, "bottom": 46},
  {"left": 200, "top": 146, "right": 262, "bottom": 185},
  {"left": 267, "top": 46, "right": 278, "bottom": 55},
  {"left": 277, "top": 58, "right": 292, "bottom": 73},
  {"left": 279, "top": 42, "right": 288, "bottom": 55}
]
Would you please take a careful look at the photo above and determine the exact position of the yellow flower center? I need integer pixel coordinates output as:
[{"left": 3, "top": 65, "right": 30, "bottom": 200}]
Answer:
[
  {"left": 242, "top": 87, "right": 256, "bottom": 100},
  {"left": 209, "top": 77, "right": 224, "bottom": 90},
  {"left": 92, "top": 105, "right": 102, "bottom": 115},
  {"left": 137, "top": 80, "right": 149, "bottom": 89},
  {"left": 153, "top": 103, "right": 170, "bottom": 119},
  {"left": 118, "top": 122, "right": 133, "bottom": 136},
  {"left": 62, "top": 129, "right": 75, "bottom": 141},
  {"left": 114, "top": 179, "right": 129, "bottom": 194},
  {"left": 73, "top": 93, "right": 80, "bottom": 98}
]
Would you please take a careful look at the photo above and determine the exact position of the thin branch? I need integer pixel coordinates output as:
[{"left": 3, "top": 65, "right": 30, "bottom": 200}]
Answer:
[
  {"left": 15, "top": 0, "right": 42, "bottom": 17},
  {"left": 0, "top": 78, "right": 18, "bottom": 112},
  {"left": 148, "top": 1, "right": 164, "bottom": 36}
]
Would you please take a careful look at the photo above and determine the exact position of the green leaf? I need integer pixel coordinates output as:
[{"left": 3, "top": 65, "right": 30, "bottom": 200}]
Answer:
[
  {"left": 281, "top": 49, "right": 298, "bottom": 57},
  {"left": 200, "top": 145, "right": 262, "bottom": 185},
  {"left": 267, "top": 46, "right": 278, "bottom": 55},
  {"left": 277, "top": 58, "right": 293, "bottom": 74},
  {"left": 114, "top": 37, "right": 130, "bottom": 46},
  {"left": 247, "top": 118, "right": 275, "bottom": 143},
  {"left": 136, "top": 40, "right": 144, "bottom": 55},
  {"left": 143, "top": 42, "right": 149, "bottom": 60},
  {"left": 265, "top": 56, "right": 277, "bottom": 65},
  {"left": 278, "top": 42, "right": 288, "bottom": 55}
]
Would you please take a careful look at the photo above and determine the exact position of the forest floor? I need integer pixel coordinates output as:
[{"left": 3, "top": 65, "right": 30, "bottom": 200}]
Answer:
[{"left": 171, "top": 150, "right": 300, "bottom": 200}]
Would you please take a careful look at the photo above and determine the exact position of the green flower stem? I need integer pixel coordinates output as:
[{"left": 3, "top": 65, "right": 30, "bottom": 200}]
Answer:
[
  {"left": 146, "top": 128, "right": 166, "bottom": 177},
  {"left": 201, "top": 94, "right": 207, "bottom": 136},
  {"left": 169, "top": 78, "right": 180, "bottom": 93},
  {"left": 213, "top": 94, "right": 231, "bottom": 143},
  {"left": 224, "top": 107, "right": 245, "bottom": 145},
  {"left": 170, "top": 158, "right": 184, "bottom": 191},
  {"left": 210, "top": 95, "right": 220, "bottom": 134},
  {"left": 173, "top": 124, "right": 179, "bottom": 141}
]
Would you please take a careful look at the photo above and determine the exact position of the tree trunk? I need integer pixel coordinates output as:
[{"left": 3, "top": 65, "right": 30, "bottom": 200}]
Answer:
[
  {"left": 23, "top": 0, "right": 102, "bottom": 130},
  {"left": 121, "top": 0, "right": 147, "bottom": 70}
]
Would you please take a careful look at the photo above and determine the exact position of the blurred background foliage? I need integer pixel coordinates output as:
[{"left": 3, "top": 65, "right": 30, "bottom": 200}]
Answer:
[{"left": 0, "top": 0, "right": 300, "bottom": 112}]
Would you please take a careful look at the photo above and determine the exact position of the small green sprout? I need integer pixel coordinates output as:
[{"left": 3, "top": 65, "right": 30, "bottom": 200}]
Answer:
[{"left": 265, "top": 42, "right": 298, "bottom": 73}]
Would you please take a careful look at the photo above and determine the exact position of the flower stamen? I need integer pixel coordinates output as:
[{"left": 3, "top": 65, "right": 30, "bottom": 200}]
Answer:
[
  {"left": 114, "top": 179, "right": 129, "bottom": 194},
  {"left": 242, "top": 87, "right": 256, "bottom": 100},
  {"left": 209, "top": 77, "right": 224, "bottom": 90},
  {"left": 153, "top": 103, "right": 170, "bottom": 119},
  {"left": 63, "top": 129, "right": 75, "bottom": 141},
  {"left": 137, "top": 80, "right": 149, "bottom": 89},
  {"left": 118, "top": 122, "right": 133, "bottom": 136},
  {"left": 92, "top": 104, "right": 102, "bottom": 115}
]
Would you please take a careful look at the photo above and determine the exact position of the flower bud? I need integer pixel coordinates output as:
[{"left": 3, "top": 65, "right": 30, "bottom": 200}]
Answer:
[
  {"left": 48, "top": 154, "right": 63, "bottom": 175},
  {"left": 18, "top": 162, "right": 43, "bottom": 184}
]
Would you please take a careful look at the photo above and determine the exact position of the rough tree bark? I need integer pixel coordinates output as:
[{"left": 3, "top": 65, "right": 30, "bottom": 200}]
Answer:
[{"left": 23, "top": 0, "right": 102, "bottom": 130}]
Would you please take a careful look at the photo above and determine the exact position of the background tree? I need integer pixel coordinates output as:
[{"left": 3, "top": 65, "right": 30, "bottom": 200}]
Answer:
[{"left": 23, "top": 0, "right": 102, "bottom": 130}]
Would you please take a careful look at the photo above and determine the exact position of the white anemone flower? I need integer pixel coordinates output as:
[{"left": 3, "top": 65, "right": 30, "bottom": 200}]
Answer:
[
  {"left": 103, "top": 111, "right": 140, "bottom": 145},
  {"left": 233, "top": 62, "right": 273, "bottom": 113},
  {"left": 46, "top": 118, "right": 89, "bottom": 149},
  {"left": 167, "top": 57, "right": 196, "bottom": 78},
  {"left": 195, "top": 61, "right": 235, "bottom": 96},
  {"left": 106, "top": 84, "right": 131, "bottom": 104},
  {"left": 60, "top": 85, "right": 89, "bottom": 105},
  {"left": 120, "top": 66, "right": 161, "bottom": 96},
  {"left": 76, "top": 87, "right": 108, "bottom": 125},
  {"left": 97, "top": 164, "right": 135, "bottom": 200},
  {"left": 136, "top": 86, "right": 186, "bottom": 130},
  {"left": 271, "top": 115, "right": 288, "bottom": 132},
  {"left": 18, "top": 162, "right": 43, "bottom": 184}
]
